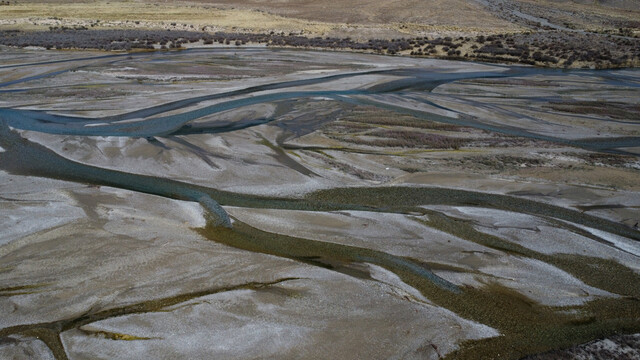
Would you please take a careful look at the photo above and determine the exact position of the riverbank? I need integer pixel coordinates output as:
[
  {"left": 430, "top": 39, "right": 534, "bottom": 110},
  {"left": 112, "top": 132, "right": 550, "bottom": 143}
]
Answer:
[
  {"left": 1, "top": 28, "right": 639, "bottom": 69},
  {"left": 2, "top": 0, "right": 639, "bottom": 69},
  {"left": 1, "top": 45, "right": 639, "bottom": 360}
]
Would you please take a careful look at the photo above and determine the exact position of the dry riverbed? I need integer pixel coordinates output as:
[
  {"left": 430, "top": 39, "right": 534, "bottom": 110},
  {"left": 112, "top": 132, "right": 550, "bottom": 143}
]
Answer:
[{"left": 1, "top": 47, "right": 639, "bottom": 359}]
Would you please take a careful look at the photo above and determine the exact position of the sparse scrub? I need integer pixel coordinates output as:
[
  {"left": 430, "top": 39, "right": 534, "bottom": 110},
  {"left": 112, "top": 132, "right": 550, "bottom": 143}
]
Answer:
[
  {"left": 338, "top": 111, "right": 463, "bottom": 131},
  {"left": 344, "top": 130, "right": 466, "bottom": 149},
  {"left": 0, "top": 28, "right": 637, "bottom": 69},
  {"left": 547, "top": 101, "right": 640, "bottom": 119}
]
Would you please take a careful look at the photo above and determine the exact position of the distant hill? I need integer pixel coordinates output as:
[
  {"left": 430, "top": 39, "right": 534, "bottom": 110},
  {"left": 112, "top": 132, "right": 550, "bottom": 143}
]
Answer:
[
  {"left": 562, "top": 0, "right": 639, "bottom": 11},
  {"left": 8, "top": 0, "right": 640, "bottom": 36},
  {"left": 2, "top": 0, "right": 638, "bottom": 69}
]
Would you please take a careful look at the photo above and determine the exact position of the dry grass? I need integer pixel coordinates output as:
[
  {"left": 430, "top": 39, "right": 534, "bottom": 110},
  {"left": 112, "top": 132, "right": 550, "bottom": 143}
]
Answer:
[
  {"left": 344, "top": 130, "right": 467, "bottom": 149},
  {"left": 340, "top": 110, "right": 463, "bottom": 131},
  {"left": 0, "top": 0, "right": 521, "bottom": 38},
  {"left": 0, "top": 2, "right": 337, "bottom": 34},
  {"left": 184, "top": 0, "right": 518, "bottom": 30},
  {"left": 516, "top": 0, "right": 640, "bottom": 27},
  {"left": 547, "top": 101, "right": 640, "bottom": 120}
]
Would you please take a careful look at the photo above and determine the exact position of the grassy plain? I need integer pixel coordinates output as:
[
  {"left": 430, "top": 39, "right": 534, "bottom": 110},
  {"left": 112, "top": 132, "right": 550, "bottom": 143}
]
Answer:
[{"left": 0, "top": 0, "right": 521, "bottom": 38}]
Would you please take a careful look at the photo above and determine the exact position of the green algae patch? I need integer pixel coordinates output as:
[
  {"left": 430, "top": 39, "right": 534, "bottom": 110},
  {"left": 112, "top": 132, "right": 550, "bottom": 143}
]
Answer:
[
  {"left": 80, "top": 329, "right": 155, "bottom": 341},
  {"left": 0, "top": 278, "right": 299, "bottom": 360},
  {"left": 415, "top": 210, "right": 640, "bottom": 358},
  {"left": 388, "top": 255, "right": 640, "bottom": 360},
  {"left": 197, "top": 211, "right": 640, "bottom": 360},
  {"left": 0, "top": 283, "right": 49, "bottom": 297},
  {"left": 305, "top": 186, "right": 640, "bottom": 241},
  {"left": 547, "top": 256, "right": 640, "bottom": 298},
  {"left": 199, "top": 219, "right": 460, "bottom": 292},
  {"left": 447, "top": 297, "right": 640, "bottom": 360},
  {"left": 19, "top": 327, "right": 70, "bottom": 360},
  {"left": 416, "top": 210, "right": 640, "bottom": 298}
]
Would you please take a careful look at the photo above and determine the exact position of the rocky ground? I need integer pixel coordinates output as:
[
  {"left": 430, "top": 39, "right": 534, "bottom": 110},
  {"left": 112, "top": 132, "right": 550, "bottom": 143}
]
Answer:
[
  {"left": 524, "top": 333, "right": 640, "bottom": 359},
  {"left": 1, "top": 47, "right": 639, "bottom": 359},
  {"left": 0, "top": 0, "right": 639, "bottom": 68}
]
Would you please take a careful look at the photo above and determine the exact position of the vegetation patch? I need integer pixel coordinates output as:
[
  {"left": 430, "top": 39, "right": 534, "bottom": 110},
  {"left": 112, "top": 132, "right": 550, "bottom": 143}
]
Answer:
[
  {"left": 80, "top": 329, "right": 155, "bottom": 341},
  {"left": 1, "top": 28, "right": 638, "bottom": 68},
  {"left": 546, "top": 101, "right": 640, "bottom": 120},
  {"left": 344, "top": 129, "right": 466, "bottom": 149}
]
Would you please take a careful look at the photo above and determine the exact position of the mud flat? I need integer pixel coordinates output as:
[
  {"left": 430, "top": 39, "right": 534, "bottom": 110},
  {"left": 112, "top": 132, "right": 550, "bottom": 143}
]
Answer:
[{"left": 1, "top": 47, "right": 640, "bottom": 359}]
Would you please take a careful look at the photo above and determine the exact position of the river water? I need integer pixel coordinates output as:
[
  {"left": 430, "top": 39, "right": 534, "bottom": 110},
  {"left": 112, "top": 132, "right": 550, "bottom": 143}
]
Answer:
[
  {"left": 2, "top": 47, "right": 640, "bottom": 359},
  {"left": 2, "top": 47, "right": 639, "bottom": 287}
]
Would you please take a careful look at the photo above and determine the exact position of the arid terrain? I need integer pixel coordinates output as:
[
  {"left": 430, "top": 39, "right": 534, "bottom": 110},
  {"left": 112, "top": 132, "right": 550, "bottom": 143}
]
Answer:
[
  {"left": 1, "top": 1, "right": 640, "bottom": 359},
  {"left": 1, "top": 45, "right": 639, "bottom": 359},
  {"left": 0, "top": 0, "right": 639, "bottom": 68}
]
